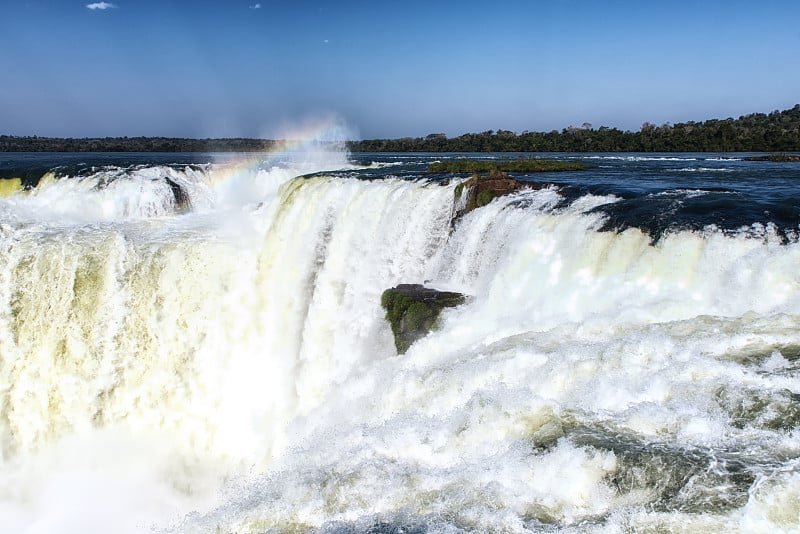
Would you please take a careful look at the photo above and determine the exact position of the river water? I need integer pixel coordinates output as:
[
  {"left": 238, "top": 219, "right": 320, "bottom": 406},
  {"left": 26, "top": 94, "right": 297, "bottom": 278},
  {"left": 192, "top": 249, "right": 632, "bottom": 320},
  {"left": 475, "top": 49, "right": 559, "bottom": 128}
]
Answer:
[{"left": 0, "top": 149, "right": 798, "bottom": 533}]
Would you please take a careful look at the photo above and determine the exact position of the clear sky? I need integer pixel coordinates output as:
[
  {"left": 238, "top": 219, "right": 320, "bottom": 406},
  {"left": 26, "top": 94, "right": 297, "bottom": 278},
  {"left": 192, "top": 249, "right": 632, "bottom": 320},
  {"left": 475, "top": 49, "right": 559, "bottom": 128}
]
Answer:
[{"left": 2, "top": 0, "right": 799, "bottom": 139}]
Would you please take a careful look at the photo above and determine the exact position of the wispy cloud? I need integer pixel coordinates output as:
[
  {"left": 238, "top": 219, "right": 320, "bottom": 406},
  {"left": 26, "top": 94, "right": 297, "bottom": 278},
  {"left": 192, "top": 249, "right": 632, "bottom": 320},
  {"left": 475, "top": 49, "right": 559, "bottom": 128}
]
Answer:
[
  {"left": 86, "top": 2, "right": 117, "bottom": 10},
  {"left": 250, "top": 3, "right": 261, "bottom": 9}
]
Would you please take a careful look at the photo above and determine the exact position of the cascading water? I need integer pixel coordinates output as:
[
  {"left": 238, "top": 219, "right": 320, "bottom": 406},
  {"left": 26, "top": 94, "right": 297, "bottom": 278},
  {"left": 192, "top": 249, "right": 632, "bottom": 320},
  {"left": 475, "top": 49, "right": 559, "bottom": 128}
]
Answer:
[{"left": 0, "top": 149, "right": 798, "bottom": 533}]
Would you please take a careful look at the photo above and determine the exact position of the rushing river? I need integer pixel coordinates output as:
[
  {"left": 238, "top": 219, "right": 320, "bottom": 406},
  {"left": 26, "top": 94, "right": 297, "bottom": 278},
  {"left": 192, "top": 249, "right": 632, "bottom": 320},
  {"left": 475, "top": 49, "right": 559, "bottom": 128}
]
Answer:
[{"left": 0, "top": 149, "right": 799, "bottom": 533}]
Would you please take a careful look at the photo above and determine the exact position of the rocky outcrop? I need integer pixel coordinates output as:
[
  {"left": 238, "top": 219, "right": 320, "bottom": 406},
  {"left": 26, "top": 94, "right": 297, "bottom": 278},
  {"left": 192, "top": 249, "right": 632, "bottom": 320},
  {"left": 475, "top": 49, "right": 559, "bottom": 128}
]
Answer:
[
  {"left": 452, "top": 169, "right": 551, "bottom": 220},
  {"left": 164, "top": 177, "right": 192, "bottom": 213},
  {"left": 381, "top": 284, "right": 467, "bottom": 354}
]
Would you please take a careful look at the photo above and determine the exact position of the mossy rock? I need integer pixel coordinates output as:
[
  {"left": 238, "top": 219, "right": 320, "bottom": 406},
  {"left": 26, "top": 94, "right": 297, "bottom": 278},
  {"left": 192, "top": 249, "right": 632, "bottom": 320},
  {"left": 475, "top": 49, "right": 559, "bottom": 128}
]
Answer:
[
  {"left": 451, "top": 169, "right": 552, "bottom": 221},
  {"left": 476, "top": 189, "right": 496, "bottom": 208},
  {"left": 453, "top": 181, "right": 465, "bottom": 200},
  {"left": 381, "top": 284, "right": 467, "bottom": 354}
]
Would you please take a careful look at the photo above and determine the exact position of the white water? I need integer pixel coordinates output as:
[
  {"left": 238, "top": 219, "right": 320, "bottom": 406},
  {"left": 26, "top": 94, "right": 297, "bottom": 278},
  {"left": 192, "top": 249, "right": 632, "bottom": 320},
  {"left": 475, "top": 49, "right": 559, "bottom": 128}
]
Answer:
[{"left": 0, "top": 151, "right": 799, "bottom": 533}]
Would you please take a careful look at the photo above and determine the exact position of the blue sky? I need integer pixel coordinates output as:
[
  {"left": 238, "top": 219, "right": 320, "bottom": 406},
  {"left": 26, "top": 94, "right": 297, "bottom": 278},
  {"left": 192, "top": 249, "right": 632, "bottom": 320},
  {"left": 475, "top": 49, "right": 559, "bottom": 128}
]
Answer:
[{"left": 2, "top": 0, "right": 799, "bottom": 139}]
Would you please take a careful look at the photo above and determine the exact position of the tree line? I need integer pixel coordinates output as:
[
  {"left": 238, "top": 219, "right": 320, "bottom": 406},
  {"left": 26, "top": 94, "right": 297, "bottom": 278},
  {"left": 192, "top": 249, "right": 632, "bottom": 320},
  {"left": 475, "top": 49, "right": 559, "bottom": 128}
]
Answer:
[
  {"left": 2, "top": 105, "right": 798, "bottom": 153},
  {"left": 350, "top": 105, "right": 800, "bottom": 152},
  {"left": 0, "top": 136, "right": 277, "bottom": 152}
]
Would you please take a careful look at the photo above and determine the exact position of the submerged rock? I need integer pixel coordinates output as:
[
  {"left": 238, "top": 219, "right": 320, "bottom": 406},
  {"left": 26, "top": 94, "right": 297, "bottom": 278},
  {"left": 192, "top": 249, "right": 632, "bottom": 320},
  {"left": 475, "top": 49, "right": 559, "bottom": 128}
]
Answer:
[{"left": 381, "top": 284, "right": 467, "bottom": 354}]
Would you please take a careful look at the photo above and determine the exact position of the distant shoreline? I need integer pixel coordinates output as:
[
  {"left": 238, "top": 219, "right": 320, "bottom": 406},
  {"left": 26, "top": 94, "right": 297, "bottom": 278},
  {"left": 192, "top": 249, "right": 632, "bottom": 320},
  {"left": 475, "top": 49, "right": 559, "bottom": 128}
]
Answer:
[
  {"left": 2, "top": 104, "right": 799, "bottom": 153},
  {"left": 0, "top": 136, "right": 279, "bottom": 153},
  {"left": 1, "top": 137, "right": 798, "bottom": 154}
]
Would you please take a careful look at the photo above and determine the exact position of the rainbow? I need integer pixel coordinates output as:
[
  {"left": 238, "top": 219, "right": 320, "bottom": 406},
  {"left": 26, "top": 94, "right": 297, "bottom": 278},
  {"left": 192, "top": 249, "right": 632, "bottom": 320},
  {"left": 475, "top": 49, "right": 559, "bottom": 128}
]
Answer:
[{"left": 206, "top": 119, "right": 355, "bottom": 187}]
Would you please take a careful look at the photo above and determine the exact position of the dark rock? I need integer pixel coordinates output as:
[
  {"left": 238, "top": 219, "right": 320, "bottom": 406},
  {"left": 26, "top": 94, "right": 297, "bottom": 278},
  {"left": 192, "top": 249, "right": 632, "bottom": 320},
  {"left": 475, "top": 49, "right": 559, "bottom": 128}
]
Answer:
[
  {"left": 164, "top": 177, "right": 192, "bottom": 213},
  {"left": 381, "top": 284, "right": 467, "bottom": 354},
  {"left": 452, "top": 169, "right": 551, "bottom": 220}
]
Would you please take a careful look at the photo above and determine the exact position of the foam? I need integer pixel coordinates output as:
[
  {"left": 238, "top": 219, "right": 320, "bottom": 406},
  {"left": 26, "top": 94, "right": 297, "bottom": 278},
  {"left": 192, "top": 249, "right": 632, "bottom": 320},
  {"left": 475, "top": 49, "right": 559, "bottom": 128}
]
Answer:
[{"left": 1, "top": 165, "right": 799, "bottom": 532}]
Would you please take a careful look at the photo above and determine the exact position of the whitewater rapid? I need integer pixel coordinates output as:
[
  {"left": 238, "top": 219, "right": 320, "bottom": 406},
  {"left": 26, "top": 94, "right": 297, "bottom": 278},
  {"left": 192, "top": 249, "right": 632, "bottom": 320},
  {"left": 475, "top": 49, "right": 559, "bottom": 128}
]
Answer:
[{"left": 0, "top": 151, "right": 799, "bottom": 533}]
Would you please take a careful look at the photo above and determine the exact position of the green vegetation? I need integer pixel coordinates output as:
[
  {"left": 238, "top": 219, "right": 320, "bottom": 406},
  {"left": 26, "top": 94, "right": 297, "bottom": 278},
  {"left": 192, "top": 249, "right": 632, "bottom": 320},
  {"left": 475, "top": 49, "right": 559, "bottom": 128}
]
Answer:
[
  {"left": 0, "top": 136, "right": 283, "bottom": 152},
  {"left": 403, "top": 302, "right": 435, "bottom": 332},
  {"left": 380, "top": 290, "right": 416, "bottom": 328},
  {"left": 381, "top": 288, "right": 436, "bottom": 354},
  {"left": 428, "top": 159, "right": 588, "bottom": 173},
  {"left": 351, "top": 104, "right": 800, "bottom": 153},
  {"left": 476, "top": 189, "right": 496, "bottom": 208},
  {"left": 381, "top": 285, "right": 466, "bottom": 354},
  {"left": 3, "top": 104, "right": 798, "bottom": 153},
  {"left": 450, "top": 169, "right": 532, "bottom": 217}
]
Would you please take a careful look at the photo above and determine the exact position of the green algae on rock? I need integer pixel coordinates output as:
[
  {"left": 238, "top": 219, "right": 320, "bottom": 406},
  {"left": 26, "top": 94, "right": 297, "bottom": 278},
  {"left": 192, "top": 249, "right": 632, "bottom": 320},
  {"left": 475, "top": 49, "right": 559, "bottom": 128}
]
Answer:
[{"left": 381, "top": 284, "right": 467, "bottom": 354}]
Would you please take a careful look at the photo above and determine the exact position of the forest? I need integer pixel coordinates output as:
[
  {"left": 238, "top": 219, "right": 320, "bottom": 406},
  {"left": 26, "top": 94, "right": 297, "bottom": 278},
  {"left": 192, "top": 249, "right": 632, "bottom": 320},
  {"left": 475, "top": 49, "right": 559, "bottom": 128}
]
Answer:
[
  {"left": 0, "top": 136, "right": 275, "bottom": 153},
  {"left": 1, "top": 105, "right": 798, "bottom": 153},
  {"left": 350, "top": 105, "right": 800, "bottom": 153}
]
